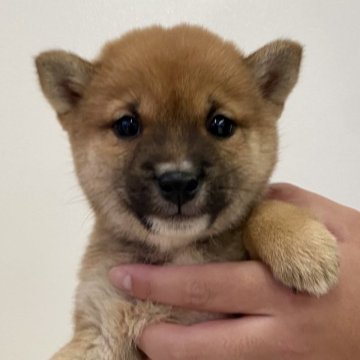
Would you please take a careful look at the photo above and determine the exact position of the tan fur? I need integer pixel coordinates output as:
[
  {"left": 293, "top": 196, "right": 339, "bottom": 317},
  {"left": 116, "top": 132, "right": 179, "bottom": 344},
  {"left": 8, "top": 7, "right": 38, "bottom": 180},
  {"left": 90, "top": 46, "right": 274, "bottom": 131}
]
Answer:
[
  {"left": 244, "top": 200, "right": 338, "bottom": 294},
  {"left": 35, "top": 25, "right": 338, "bottom": 359}
]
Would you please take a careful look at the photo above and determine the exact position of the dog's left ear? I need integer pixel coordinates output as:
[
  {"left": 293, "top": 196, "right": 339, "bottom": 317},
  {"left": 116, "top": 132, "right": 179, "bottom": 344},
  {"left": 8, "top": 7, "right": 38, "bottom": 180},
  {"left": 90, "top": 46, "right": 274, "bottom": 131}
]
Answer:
[
  {"left": 35, "top": 51, "right": 95, "bottom": 114},
  {"left": 245, "top": 40, "right": 302, "bottom": 105}
]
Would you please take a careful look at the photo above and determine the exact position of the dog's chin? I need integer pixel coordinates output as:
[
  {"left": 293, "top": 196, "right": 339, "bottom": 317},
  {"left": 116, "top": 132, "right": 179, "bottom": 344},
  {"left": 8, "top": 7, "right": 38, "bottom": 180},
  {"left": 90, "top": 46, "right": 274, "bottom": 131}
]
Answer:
[
  {"left": 145, "top": 214, "right": 210, "bottom": 237},
  {"left": 143, "top": 214, "right": 211, "bottom": 251}
]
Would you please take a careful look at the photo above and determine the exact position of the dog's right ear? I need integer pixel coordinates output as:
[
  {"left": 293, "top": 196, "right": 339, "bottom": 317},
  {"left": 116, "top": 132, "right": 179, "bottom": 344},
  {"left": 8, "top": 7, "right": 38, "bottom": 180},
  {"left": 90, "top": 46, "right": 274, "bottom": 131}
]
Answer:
[{"left": 35, "top": 51, "right": 94, "bottom": 114}]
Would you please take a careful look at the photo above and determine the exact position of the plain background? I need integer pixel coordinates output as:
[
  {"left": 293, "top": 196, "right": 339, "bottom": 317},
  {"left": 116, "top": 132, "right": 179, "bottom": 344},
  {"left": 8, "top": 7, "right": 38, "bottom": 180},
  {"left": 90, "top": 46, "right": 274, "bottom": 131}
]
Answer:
[{"left": 1, "top": 1, "right": 359, "bottom": 359}]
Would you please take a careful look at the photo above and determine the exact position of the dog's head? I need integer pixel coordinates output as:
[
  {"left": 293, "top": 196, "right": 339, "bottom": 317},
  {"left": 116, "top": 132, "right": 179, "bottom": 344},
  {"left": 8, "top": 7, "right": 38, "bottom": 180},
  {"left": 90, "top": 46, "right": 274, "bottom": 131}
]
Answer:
[{"left": 36, "top": 25, "right": 301, "bottom": 251}]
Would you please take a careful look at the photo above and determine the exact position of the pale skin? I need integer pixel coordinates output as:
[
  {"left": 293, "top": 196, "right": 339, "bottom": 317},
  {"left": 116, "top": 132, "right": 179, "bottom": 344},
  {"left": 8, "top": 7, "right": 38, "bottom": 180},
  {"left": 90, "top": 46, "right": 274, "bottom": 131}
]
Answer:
[{"left": 110, "top": 183, "right": 360, "bottom": 359}]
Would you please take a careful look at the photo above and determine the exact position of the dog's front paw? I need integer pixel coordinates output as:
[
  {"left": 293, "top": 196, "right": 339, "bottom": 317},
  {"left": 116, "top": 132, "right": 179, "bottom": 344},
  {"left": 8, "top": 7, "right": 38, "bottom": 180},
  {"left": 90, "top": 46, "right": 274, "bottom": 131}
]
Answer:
[{"left": 267, "top": 219, "right": 339, "bottom": 296}]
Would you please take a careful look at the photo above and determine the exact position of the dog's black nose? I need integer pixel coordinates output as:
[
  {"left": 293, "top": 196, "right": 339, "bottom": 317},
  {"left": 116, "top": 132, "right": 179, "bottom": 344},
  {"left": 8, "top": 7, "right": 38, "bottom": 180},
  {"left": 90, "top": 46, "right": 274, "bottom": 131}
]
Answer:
[{"left": 157, "top": 171, "right": 200, "bottom": 205}]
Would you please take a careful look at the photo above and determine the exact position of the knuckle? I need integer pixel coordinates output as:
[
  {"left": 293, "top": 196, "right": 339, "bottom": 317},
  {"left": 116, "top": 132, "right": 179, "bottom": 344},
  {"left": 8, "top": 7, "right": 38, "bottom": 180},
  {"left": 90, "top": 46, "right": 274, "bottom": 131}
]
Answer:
[
  {"left": 144, "top": 281, "right": 153, "bottom": 299},
  {"left": 240, "top": 334, "right": 262, "bottom": 354},
  {"left": 134, "top": 278, "right": 153, "bottom": 300},
  {"left": 277, "top": 338, "right": 311, "bottom": 359},
  {"left": 184, "top": 279, "right": 212, "bottom": 308},
  {"left": 167, "top": 343, "right": 196, "bottom": 360},
  {"left": 276, "top": 323, "right": 312, "bottom": 358},
  {"left": 220, "top": 335, "right": 239, "bottom": 357}
]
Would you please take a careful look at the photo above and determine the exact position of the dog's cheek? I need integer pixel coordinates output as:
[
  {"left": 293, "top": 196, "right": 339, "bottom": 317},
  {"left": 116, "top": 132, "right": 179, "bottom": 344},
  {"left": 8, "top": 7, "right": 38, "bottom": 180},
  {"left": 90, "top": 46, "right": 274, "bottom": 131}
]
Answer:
[
  {"left": 245, "top": 128, "right": 278, "bottom": 185},
  {"left": 69, "top": 133, "right": 123, "bottom": 215},
  {"left": 204, "top": 167, "right": 231, "bottom": 220},
  {"left": 122, "top": 140, "right": 159, "bottom": 218},
  {"left": 124, "top": 170, "right": 153, "bottom": 219},
  {"left": 208, "top": 128, "right": 274, "bottom": 216}
]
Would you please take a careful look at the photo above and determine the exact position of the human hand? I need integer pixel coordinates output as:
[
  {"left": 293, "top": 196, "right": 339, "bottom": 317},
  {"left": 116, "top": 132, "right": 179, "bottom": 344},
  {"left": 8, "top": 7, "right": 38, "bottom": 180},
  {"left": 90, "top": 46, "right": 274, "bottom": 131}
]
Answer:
[{"left": 110, "top": 184, "right": 360, "bottom": 359}]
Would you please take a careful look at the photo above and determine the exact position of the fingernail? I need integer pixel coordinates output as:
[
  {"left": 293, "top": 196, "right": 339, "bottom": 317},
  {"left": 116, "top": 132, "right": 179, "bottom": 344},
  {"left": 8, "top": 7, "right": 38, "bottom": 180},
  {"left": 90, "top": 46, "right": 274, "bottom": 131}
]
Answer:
[{"left": 110, "top": 268, "right": 132, "bottom": 293}]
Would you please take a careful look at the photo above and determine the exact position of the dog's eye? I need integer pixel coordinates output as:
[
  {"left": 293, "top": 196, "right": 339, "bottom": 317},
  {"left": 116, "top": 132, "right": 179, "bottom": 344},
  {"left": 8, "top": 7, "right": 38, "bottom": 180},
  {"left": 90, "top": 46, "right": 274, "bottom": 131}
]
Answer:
[
  {"left": 207, "top": 114, "right": 235, "bottom": 138},
  {"left": 113, "top": 115, "right": 140, "bottom": 138}
]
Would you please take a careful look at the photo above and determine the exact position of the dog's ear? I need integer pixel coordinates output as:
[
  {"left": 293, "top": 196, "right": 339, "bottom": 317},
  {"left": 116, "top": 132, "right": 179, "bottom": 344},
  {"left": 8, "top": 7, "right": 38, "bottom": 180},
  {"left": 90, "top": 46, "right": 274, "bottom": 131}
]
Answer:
[
  {"left": 245, "top": 40, "right": 302, "bottom": 105},
  {"left": 35, "top": 51, "right": 95, "bottom": 114}
]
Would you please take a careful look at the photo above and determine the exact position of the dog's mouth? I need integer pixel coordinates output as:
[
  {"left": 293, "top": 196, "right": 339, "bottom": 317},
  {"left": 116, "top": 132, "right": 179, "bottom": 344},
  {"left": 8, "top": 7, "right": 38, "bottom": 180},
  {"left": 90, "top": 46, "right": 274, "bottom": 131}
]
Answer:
[
  {"left": 124, "top": 170, "right": 230, "bottom": 240},
  {"left": 141, "top": 214, "right": 211, "bottom": 238}
]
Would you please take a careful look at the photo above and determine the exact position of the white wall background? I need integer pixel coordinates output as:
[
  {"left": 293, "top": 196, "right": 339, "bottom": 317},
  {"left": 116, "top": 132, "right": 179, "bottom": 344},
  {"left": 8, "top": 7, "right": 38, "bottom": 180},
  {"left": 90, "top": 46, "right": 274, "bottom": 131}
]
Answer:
[{"left": 1, "top": 1, "right": 359, "bottom": 359}]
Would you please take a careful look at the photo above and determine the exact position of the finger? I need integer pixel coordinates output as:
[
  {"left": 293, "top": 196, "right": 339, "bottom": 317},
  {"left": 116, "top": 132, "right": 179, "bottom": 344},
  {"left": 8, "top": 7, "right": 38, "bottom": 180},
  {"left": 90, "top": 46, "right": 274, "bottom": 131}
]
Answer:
[
  {"left": 138, "top": 318, "right": 283, "bottom": 360},
  {"left": 267, "top": 183, "right": 360, "bottom": 239},
  {"left": 267, "top": 183, "right": 351, "bottom": 218},
  {"left": 110, "top": 261, "right": 294, "bottom": 314}
]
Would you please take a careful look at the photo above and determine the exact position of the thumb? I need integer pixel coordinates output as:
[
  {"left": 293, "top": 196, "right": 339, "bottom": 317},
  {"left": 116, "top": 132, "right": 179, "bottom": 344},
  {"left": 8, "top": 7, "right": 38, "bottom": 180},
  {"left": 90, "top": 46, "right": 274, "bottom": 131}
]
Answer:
[{"left": 267, "top": 183, "right": 359, "bottom": 240}]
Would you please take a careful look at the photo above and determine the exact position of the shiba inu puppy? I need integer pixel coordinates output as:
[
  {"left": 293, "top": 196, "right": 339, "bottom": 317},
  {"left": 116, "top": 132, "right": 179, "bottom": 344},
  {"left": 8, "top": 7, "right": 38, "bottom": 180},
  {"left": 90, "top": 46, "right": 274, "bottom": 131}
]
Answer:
[{"left": 36, "top": 25, "right": 339, "bottom": 359}]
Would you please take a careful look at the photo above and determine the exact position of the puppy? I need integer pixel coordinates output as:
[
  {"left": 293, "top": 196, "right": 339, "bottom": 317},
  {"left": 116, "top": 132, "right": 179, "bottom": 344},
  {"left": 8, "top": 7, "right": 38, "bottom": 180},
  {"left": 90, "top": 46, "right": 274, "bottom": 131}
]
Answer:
[{"left": 36, "top": 25, "right": 339, "bottom": 359}]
